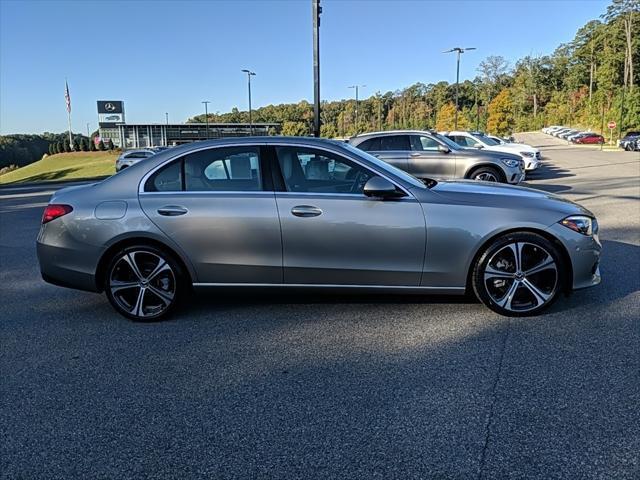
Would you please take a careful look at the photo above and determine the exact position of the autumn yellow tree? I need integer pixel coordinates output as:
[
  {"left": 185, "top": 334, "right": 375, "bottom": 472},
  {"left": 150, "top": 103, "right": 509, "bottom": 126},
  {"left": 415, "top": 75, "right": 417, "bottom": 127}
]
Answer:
[
  {"left": 487, "top": 89, "right": 514, "bottom": 136},
  {"left": 435, "top": 102, "right": 469, "bottom": 131}
]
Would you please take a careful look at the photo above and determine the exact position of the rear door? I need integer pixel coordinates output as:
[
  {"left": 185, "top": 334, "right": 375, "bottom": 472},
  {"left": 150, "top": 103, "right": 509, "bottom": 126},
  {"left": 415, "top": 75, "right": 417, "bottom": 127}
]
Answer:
[
  {"left": 408, "top": 134, "right": 457, "bottom": 179},
  {"left": 362, "top": 135, "right": 411, "bottom": 172},
  {"left": 138, "top": 145, "right": 282, "bottom": 284}
]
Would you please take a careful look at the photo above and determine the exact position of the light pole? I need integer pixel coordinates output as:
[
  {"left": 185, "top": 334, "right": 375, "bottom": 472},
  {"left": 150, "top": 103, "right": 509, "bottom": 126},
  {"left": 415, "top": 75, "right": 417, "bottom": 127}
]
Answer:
[
  {"left": 443, "top": 47, "right": 476, "bottom": 130},
  {"left": 312, "top": 0, "right": 322, "bottom": 137},
  {"left": 86, "top": 123, "right": 90, "bottom": 139},
  {"left": 241, "top": 69, "right": 256, "bottom": 135},
  {"left": 165, "top": 112, "right": 169, "bottom": 125},
  {"left": 202, "top": 101, "right": 210, "bottom": 138},
  {"left": 348, "top": 84, "right": 366, "bottom": 134}
]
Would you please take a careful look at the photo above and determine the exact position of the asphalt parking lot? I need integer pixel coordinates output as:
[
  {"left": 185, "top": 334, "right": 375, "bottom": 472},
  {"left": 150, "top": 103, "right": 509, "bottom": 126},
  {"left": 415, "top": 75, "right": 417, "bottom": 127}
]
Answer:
[{"left": 1, "top": 133, "right": 638, "bottom": 479}]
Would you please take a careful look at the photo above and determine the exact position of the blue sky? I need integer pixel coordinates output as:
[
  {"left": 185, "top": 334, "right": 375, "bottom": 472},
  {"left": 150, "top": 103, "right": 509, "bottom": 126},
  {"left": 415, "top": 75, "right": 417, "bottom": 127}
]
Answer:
[{"left": 1, "top": 0, "right": 609, "bottom": 134}]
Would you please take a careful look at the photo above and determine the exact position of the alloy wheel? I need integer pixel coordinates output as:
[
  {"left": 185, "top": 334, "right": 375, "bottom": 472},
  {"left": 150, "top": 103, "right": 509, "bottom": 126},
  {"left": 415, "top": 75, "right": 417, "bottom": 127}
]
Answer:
[
  {"left": 474, "top": 172, "right": 498, "bottom": 182},
  {"left": 483, "top": 241, "right": 558, "bottom": 313},
  {"left": 109, "top": 250, "right": 176, "bottom": 318}
]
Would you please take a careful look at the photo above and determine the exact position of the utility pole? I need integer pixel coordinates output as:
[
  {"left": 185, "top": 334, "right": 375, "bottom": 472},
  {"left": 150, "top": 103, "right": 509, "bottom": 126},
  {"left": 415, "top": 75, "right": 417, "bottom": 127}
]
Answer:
[
  {"left": 312, "top": 0, "right": 322, "bottom": 137},
  {"left": 443, "top": 47, "right": 476, "bottom": 130},
  {"left": 202, "top": 101, "right": 210, "bottom": 139},
  {"left": 618, "top": 86, "right": 626, "bottom": 141},
  {"left": 348, "top": 85, "right": 365, "bottom": 134},
  {"left": 86, "top": 123, "right": 90, "bottom": 139},
  {"left": 377, "top": 92, "right": 382, "bottom": 131},
  {"left": 241, "top": 69, "right": 256, "bottom": 134}
]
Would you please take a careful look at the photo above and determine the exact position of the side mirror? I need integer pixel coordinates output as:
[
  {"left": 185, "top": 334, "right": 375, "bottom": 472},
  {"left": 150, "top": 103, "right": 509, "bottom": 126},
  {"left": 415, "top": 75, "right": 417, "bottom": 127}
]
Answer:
[
  {"left": 473, "top": 143, "right": 484, "bottom": 149},
  {"left": 363, "top": 176, "right": 404, "bottom": 199},
  {"left": 438, "top": 144, "right": 450, "bottom": 154}
]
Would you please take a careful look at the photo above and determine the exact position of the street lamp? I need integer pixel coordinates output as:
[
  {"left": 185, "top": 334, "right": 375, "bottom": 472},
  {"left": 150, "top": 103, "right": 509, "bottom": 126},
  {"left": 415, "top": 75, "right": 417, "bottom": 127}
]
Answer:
[
  {"left": 348, "top": 84, "right": 366, "bottom": 134},
  {"left": 241, "top": 69, "right": 256, "bottom": 135},
  {"left": 165, "top": 112, "right": 169, "bottom": 125},
  {"left": 201, "top": 101, "right": 211, "bottom": 138},
  {"left": 443, "top": 47, "right": 476, "bottom": 130},
  {"left": 86, "top": 123, "right": 90, "bottom": 139}
]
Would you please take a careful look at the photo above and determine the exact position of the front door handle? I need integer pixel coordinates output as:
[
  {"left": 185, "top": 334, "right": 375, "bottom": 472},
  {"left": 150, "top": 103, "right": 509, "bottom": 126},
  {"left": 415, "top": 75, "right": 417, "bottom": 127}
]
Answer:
[
  {"left": 410, "top": 152, "right": 421, "bottom": 157},
  {"left": 157, "top": 205, "right": 188, "bottom": 216},
  {"left": 291, "top": 205, "right": 322, "bottom": 218}
]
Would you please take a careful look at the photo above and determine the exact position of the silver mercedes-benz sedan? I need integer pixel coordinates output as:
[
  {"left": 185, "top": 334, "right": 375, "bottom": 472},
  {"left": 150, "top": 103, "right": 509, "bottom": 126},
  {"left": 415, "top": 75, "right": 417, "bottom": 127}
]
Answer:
[{"left": 37, "top": 137, "right": 601, "bottom": 321}]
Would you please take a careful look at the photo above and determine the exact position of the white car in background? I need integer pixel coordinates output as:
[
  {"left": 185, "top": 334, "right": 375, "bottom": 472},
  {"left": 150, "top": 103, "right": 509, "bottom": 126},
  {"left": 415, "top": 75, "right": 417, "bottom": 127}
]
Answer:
[{"left": 440, "top": 131, "right": 541, "bottom": 172}]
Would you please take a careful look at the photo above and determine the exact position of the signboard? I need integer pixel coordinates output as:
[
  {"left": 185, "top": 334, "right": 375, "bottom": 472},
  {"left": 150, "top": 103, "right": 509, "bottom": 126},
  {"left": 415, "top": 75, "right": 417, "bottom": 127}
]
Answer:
[
  {"left": 97, "top": 101, "right": 124, "bottom": 114},
  {"left": 607, "top": 121, "right": 617, "bottom": 129},
  {"left": 97, "top": 100, "right": 125, "bottom": 127}
]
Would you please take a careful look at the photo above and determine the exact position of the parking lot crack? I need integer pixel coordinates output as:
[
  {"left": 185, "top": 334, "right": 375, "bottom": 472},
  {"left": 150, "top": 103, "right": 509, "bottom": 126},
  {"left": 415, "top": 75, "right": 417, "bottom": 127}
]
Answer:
[{"left": 477, "top": 319, "right": 511, "bottom": 480}]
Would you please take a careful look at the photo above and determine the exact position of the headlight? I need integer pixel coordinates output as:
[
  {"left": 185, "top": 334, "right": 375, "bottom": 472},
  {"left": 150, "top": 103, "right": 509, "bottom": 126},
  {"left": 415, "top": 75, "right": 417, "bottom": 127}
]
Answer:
[
  {"left": 520, "top": 151, "right": 534, "bottom": 157},
  {"left": 560, "top": 215, "right": 596, "bottom": 236},
  {"left": 500, "top": 157, "right": 520, "bottom": 168}
]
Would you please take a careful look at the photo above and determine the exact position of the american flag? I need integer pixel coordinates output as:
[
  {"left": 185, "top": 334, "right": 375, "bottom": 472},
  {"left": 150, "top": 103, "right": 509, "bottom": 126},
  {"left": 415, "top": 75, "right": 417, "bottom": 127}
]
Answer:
[{"left": 64, "top": 80, "right": 71, "bottom": 113}]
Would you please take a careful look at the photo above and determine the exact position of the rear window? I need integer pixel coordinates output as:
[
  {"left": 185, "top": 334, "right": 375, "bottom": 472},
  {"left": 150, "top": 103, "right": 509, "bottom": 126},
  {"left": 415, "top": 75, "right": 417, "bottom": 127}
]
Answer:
[
  {"left": 379, "top": 135, "right": 410, "bottom": 151},
  {"left": 355, "top": 137, "right": 381, "bottom": 151}
]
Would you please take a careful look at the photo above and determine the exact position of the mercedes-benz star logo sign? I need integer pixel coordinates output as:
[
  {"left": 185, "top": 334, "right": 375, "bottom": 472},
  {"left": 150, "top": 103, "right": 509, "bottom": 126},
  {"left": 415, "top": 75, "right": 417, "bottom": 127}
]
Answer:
[{"left": 104, "top": 103, "right": 116, "bottom": 112}]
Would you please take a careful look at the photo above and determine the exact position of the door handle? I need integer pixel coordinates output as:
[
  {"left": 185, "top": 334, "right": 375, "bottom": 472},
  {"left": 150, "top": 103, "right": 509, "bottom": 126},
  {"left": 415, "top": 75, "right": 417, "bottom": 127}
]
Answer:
[
  {"left": 410, "top": 152, "right": 421, "bottom": 157},
  {"left": 291, "top": 205, "right": 322, "bottom": 217},
  {"left": 157, "top": 205, "right": 188, "bottom": 216}
]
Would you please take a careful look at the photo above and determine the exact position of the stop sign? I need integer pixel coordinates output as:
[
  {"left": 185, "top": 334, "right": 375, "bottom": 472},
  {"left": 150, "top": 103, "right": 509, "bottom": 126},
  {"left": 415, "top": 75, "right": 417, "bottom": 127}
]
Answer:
[{"left": 608, "top": 121, "right": 617, "bottom": 129}]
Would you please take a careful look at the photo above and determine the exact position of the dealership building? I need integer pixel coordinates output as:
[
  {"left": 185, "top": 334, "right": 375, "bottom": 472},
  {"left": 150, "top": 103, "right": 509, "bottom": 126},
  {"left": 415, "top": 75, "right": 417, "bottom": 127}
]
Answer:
[{"left": 97, "top": 100, "right": 280, "bottom": 149}]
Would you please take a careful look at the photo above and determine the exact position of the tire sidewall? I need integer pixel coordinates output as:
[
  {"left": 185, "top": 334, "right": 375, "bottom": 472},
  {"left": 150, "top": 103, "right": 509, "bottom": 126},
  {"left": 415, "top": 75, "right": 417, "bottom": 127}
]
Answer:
[
  {"left": 472, "top": 232, "right": 566, "bottom": 317},
  {"left": 104, "top": 245, "right": 184, "bottom": 322}
]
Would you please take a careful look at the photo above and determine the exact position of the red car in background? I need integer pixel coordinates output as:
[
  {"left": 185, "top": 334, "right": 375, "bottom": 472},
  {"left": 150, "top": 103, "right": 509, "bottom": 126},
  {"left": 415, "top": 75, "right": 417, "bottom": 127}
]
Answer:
[{"left": 575, "top": 134, "right": 604, "bottom": 144}]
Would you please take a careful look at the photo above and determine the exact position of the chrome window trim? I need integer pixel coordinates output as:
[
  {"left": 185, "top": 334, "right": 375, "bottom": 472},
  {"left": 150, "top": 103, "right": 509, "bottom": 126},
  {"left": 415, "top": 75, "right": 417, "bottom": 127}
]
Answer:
[{"left": 138, "top": 141, "right": 412, "bottom": 197}]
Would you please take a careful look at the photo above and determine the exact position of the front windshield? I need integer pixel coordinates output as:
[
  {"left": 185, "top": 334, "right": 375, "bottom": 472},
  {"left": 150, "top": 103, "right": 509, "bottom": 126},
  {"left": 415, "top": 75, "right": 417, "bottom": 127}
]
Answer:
[
  {"left": 475, "top": 134, "right": 500, "bottom": 146},
  {"left": 339, "top": 142, "right": 427, "bottom": 189}
]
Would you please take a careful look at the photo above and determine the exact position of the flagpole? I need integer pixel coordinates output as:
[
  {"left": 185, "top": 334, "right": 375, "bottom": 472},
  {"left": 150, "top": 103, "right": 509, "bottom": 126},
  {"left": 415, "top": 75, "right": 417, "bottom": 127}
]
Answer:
[{"left": 65, "top": 79, "right": 73, "bottom": 150}]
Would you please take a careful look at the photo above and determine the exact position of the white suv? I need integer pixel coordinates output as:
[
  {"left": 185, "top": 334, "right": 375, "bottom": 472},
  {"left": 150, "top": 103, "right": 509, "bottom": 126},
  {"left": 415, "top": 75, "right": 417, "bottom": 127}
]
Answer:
[{"left": 441, "top": 131, "right": 541, "bottom": 172}]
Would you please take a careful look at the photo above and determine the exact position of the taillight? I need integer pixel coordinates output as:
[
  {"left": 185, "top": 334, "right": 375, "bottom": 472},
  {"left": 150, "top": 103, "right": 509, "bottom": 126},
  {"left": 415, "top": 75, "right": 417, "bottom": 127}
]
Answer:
[{"left": 42, "top": 204, "right": 73, "bottom": 224}]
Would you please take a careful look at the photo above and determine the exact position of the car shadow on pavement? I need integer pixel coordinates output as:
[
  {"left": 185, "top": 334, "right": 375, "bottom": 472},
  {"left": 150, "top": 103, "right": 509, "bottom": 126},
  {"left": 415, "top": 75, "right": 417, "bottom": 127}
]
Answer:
[{"left": 527, "top": 164, "right": 574, "bottom": 181}]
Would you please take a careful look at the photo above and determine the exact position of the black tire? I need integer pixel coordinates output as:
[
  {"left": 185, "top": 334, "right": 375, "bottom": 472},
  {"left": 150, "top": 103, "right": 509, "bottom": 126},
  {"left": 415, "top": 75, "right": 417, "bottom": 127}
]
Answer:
[
  {"left": 470, "top": 166, "right": 504, "bottom": 183},
  {"left": 104, "top": 245, "right": 185, "bottom": 322},
  {"left": 472, "top": 232, "right": 566, "bottom": 317}
]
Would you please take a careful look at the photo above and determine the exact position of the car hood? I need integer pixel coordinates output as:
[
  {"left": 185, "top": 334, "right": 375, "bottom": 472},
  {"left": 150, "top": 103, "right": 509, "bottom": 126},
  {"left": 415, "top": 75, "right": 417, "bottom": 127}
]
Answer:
[
  {"left": 426, "top": 179, "right": 593, "bottom": 217},
  {"left": 502, "top": 142, "right": 539, "bottom": 153}
]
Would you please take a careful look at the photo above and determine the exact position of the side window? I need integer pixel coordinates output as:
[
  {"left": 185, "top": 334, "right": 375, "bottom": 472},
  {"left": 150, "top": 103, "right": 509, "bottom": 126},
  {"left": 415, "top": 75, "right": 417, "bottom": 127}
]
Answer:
[
  {"left": 145, "top": 161, "right": 182, "bottom": 192},
  {"left": 356, "top": 137, "right": 381, "bottom": 151},
  {"left": 380, "top": 135, "right": 410, "bottom": 151},
  {"left": 411, "top": 135, "right": 440, "bottom": 151},
  {"left": 276, "top": 147, "right": 375, "bottom": 194},
  {"left": 450, "top": 135, "right": 471, "bottom": 147},
  {"left": 184, "top": 147, "right": 261, "bottom": 192}
]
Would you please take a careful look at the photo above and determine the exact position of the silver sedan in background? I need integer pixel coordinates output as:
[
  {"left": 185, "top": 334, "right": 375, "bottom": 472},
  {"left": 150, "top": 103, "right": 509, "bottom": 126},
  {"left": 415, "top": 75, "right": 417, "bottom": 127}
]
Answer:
[{"left": 37, "top": 137, "right": 601, "bottom": 321}]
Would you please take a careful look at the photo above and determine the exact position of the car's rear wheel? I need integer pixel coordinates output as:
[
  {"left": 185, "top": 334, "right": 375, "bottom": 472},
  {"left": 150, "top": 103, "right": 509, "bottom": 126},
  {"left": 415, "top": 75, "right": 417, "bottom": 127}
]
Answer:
[
  {"left": 472, "top": 232, "right": 565, "bottom": 317},
  {"left": 470, "top": 166, "right": 503, "bottom": 183},
  {"left": 104, "top": 245, "right": 184, "bottom": 321}
]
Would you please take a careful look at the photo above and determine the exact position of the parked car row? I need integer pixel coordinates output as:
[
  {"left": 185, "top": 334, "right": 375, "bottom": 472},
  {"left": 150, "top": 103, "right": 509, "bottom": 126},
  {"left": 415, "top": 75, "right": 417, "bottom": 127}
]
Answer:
[
  {"left": 115, "top": 146, "right": 170, "bottom": 171},
  {"left": 542, "top": 126, "right": 604, "bottom": 144},
  {"left": 437, "top": 131, "right": 541, "bottom": 171},
  {"left": 348, "top": 130, "right": 525, "bottom": 185}
]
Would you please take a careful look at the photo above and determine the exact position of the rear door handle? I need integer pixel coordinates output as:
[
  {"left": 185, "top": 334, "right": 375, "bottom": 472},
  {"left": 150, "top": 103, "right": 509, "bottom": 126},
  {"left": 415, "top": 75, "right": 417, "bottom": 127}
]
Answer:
[
  {"left": 157, "top": 205, "right": 188, "bottom": 216},
  {"left": 410, "top": 152, "right": 421, "bottom": 157},
  {"left": 291, "top": 205, "right": 322, "bottom": 217}
]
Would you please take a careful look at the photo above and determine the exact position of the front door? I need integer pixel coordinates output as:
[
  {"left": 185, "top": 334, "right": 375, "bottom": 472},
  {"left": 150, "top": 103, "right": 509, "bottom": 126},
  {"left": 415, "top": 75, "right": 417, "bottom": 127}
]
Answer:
[
  {"left": 272, "top": 145, "right": 426, "bottom": 286},
  {"left": 139, "top": 145, "right": 282, "bottom": 284},
  {"left": 408, "top": 134, "right": 457, "bottom": 179}
]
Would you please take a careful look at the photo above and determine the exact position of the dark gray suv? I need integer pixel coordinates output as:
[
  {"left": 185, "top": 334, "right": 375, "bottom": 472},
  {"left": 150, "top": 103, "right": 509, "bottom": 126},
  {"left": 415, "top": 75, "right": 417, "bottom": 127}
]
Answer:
[{"left": 350, "top": 130, "right": 525, "bottom": 184}]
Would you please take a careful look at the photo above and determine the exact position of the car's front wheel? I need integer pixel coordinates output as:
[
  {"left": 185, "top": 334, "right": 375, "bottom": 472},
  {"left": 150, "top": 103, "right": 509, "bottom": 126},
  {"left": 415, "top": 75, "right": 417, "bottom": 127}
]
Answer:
[
  {"left": 104, "top": 245, "right": 184, "bottom": 321},
  {"left": 472, "top": 232, "right": 565, "bottom": 316},
  {"left": 470, "top": 167, "right": 503, "bottom": 183}
]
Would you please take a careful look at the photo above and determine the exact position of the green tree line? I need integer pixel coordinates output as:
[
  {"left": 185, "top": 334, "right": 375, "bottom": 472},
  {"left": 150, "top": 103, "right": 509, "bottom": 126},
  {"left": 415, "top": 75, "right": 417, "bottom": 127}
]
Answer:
[{"left": 189, "top": 0, "right": 639, "bottom": 138}]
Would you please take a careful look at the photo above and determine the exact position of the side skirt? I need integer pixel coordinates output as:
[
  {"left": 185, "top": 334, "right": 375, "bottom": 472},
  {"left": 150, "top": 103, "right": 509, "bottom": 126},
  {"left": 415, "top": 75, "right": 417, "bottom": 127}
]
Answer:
[{"left": 192, "top": 283, "right": 466, "bottom": 296}]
